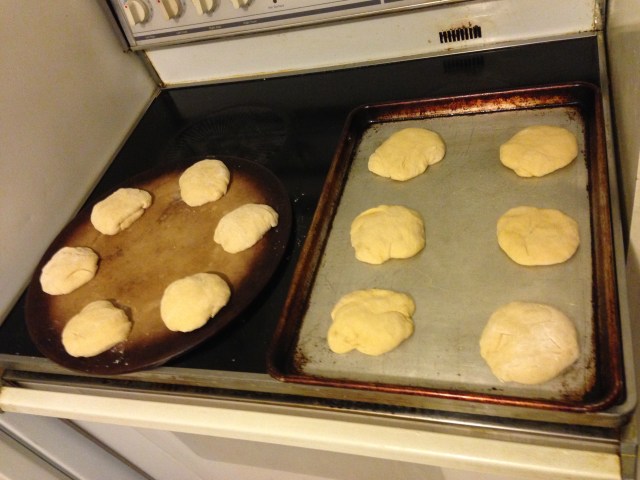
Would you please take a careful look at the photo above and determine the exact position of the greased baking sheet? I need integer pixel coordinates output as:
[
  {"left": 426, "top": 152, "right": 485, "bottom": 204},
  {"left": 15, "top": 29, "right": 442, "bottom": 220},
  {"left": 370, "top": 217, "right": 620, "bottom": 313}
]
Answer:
[{"left": 268, "top": 84, "right": 624, "bottom": 411}]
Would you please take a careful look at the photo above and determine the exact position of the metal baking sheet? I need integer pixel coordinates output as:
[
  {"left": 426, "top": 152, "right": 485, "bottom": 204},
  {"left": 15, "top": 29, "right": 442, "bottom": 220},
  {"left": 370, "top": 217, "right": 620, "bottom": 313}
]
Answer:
[
  {"left": 26, "top": 156, "right": 292, "bottom": 375},
  {"left": 268, "top": 83, "right": 624, "bottom": 412}
]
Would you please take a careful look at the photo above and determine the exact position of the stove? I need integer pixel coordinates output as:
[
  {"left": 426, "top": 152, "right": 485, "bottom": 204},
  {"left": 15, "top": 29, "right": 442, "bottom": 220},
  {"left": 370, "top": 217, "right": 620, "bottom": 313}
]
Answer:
[{"left": 1, "top": 1, "right": 637, "bottom": 478}]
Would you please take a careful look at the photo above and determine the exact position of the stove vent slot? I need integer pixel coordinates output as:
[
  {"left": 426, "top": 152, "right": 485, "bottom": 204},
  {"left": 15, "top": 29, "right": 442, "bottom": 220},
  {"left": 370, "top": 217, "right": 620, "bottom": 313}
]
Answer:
[
  {"left": 439, "top": 24, "right": 482, "bottom": 44},
  {"left": 442, "top": 55, "right": 485, "bottom": 74}
]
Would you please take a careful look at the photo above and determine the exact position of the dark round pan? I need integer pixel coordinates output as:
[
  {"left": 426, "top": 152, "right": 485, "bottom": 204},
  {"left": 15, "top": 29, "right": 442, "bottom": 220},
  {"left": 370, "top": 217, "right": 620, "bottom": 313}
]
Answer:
[{"left": 26, "top": 155, "right": 292, "bottom": 375}]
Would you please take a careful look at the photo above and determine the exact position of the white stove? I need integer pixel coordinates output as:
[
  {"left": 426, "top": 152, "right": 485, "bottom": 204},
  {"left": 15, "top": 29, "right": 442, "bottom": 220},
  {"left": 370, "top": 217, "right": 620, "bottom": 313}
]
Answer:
[{"left": 1, "top": 1, "right": 639, "bottom": 479}]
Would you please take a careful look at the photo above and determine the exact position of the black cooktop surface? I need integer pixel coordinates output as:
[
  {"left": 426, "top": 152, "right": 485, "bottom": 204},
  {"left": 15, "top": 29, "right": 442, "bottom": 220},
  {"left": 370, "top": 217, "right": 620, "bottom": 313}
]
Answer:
[{"left": 1, "top": 37, "right": 601, "bottom": 376}]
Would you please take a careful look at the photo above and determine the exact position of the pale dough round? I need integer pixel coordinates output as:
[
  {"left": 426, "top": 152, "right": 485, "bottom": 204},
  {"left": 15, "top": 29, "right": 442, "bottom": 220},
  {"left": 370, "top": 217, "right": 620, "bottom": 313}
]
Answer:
[
  {"left": 350, "top": 205, "right": 425, "bottom": 265},
  {"left": 160, "top": 273, "right": 231, "bottom": 333},
  {"left": 479, "top": 301, "right": 580, "bottom": 384},
  {"left": 214, "top": 203, "right": 279, "bottom": 254},
  {"left": 497, "top": 206, "right": 580, "bottom": 266},
  {"left": 62, "top": 300, "right": 132, "bottom": 357},
  {"left": 500, "top": 125, "right": 578, "bottom": 177},
  {"left": 327, "top": 289, "right": 415, "bottom": 356},
  {"left": 39, "top": 246, "right": 99, "bottom": 295},
  {"left": 368, "top": 128, "right": 446, "bottom": 181},
  {"left": 90, "top": 188, "right": 152, "bottom": 235},
  {"left": 179, "top": 159, "right": 230, "bottom": 207}
]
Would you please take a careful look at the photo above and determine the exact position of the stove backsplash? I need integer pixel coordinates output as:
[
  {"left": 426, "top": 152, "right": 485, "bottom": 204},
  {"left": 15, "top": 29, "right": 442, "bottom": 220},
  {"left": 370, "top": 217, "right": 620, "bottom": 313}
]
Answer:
[{"left": 121, "top": 0, "right": 601, "bottom": 86}]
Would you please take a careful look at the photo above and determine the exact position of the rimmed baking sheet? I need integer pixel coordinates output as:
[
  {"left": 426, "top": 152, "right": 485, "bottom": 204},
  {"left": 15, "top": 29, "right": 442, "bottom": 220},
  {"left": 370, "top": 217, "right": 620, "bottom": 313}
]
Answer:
[{"left": 268, "top": 83, "right": 624, "bottom": 412}]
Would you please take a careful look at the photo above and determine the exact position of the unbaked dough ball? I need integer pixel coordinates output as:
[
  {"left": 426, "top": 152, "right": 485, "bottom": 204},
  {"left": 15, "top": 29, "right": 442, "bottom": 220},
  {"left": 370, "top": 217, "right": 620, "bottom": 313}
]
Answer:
[
  {"left": 62, "top": 300, "right": 132, "bottom": 358},
  {"left": 350, "top": 205, "right": 425, "bottom": 265},
  {"left": 160, "top": 273, "right": 231, "bottom": 333},
  {"left": 213, "top": 203, "right": 278, "bottom": 254},
  {"left": 497, "top": 206, "right": 579, "bottom": 266},
  {"left": 479, "top": 301, "right": 580, "bottom": 384},
  {"left": 500, "top": 125, "right": 578, "bottom": 177},
  {"left": 91, "top": 188, "right": 152, "bottom": 235},
  {"left": 368, "top": 128, "right": 446, "bottom": 181},
  {"left": 39, "top": 246, "right": 99, "bottom": 295},
  {"left": 179, "top": 159, "right": 230, "bottom": 207},
  {"left": 327, "top": 289, "right": 415, "bottom": 356}
]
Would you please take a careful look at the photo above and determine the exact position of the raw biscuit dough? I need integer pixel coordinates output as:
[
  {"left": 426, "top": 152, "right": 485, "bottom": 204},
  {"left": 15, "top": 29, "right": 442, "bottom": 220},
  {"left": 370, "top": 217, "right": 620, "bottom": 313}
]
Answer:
[
  {"left": 497, "top": 206, "right": 580, "bottom": 266},
  {"left": 368, "top": 127, "right": 446, "bottom": 181},
  {"left": 214, "top": 203, "right": 278, "bottom": 254},
  {"left": 479, "top": 301, "right": 580, "bottom": 384},
  {"left": 39, "top": 246, "right": 99, "bottom": 295},
  {"left": 160, "top": 273, "right": 231, "bottom": 333},
  {"left": 62, "top": 300, "right": 132, "bottom": 358},
  {"left": 90, "top": 188, "right": 152, "bottom": 235},
  {"left": 350, "top": 205, "right": 425, "bottom": 264},
  {"left": 327, "top": 289, "right": 415, "bottom": 356},
  {"left": 179, "top": 159, "right": 231, "bottom": 207},
  {"left": 500, "top": 125, "right": 578, "bottom": 177}
]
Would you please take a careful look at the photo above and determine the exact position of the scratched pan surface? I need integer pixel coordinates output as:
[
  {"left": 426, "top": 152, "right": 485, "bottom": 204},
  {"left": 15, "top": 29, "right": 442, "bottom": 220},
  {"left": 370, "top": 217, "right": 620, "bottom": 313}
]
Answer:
[
  {"left": 26, "top": 156, "right": 292, "bottom": 375},
  {"left": 268, "top": 83, "right": 624, "bottom": 412}
]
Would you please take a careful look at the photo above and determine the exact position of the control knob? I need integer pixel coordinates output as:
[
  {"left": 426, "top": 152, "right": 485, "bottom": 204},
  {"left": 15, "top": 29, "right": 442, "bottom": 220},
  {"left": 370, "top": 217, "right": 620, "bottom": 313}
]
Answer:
[
  {"left": 191, "top": 0, "right": 216, "bottom": 15},
  {"left": 230, "top": 0, "right": 251, "bottom": 9},
  {"left": 158, "top": 0, "right": 183, "bottom": 20},
  {"left": 123, "top": 0, "right": 150, "bottom": 26}
]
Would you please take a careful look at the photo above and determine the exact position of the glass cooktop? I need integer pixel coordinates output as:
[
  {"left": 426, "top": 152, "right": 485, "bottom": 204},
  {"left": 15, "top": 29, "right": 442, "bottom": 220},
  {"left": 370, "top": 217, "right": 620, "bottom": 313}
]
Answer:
[{"left": 1, "top": 37, "right": 602, "bottom": 378}]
